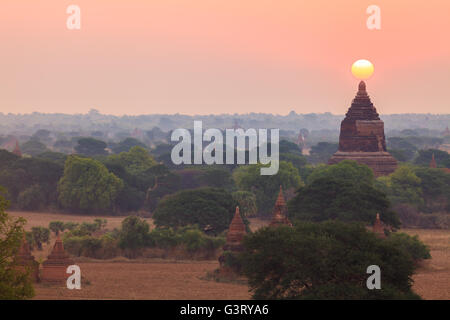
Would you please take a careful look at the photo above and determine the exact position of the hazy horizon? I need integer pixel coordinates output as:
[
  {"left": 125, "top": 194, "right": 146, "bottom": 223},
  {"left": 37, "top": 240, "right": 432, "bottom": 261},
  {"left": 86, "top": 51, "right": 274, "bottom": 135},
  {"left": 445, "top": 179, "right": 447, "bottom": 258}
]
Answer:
[{"left": 1, "top": 0, "right": 449, "bottom": 115}]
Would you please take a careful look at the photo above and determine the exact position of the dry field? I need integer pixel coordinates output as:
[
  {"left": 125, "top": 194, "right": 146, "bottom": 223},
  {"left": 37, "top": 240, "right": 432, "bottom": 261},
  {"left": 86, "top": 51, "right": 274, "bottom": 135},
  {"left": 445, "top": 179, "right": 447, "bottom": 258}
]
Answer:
[
  {"left": 33, "top": 260, "right": 251, "bottom": 300},
  {"left": 9, "top": 211, "right": 450, "bottom": 300},
  {"left": 404, "top": 229, "right": 450, "bottom": 300},
  {"left": 8, "top": 210, "right": 153, "bottom": 231}
]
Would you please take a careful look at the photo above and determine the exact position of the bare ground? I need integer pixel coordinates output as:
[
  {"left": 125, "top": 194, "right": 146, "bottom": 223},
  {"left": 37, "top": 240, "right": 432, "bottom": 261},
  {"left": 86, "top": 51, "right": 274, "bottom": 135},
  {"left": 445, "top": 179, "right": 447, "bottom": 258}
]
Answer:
[{"left": 9, "top": 211, "right": 450, "bottom": 300}]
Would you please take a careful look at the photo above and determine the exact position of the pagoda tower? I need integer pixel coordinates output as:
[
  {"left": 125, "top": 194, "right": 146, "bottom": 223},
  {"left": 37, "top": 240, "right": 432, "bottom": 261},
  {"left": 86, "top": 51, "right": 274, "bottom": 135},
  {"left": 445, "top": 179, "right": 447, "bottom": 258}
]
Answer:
[
  {"left": 12, "top": 141, "right": 22, "bottom": 157},
  {"left": 372, "top": 213, "right": 386, "bottom": 238},
  {"left": 41, "top": 234, "right": 74, "bottom": 284},
  {"left": 269, "top": 186, "right": 292, "bottom": 227},
  {"left": 430, "top": 153, "right": 437, "bottom": 168},
  {"left": 328, "top": 81, "right": 397, "bottom": 176},
  {"left": 223, "top": 206, "right": 247, "bottom": 253},
  {"left": 14, "top": 235, "right": 39, "bottom": 282}
]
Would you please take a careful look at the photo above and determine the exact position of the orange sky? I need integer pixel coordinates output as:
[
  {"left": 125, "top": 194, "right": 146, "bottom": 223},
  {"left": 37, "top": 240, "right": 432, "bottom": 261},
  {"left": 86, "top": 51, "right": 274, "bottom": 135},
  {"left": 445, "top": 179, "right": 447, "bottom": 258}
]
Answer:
[{"left": 1, "top": 0, "right": 449, "bottom": 115}]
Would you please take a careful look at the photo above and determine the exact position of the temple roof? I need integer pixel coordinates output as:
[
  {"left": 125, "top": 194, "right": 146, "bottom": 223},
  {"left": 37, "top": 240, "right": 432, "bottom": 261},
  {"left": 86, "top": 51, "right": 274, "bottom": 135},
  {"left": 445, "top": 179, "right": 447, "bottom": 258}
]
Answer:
[
  {"left": 344, "top": 81, "right": 380, "bottom": 121},
  {"left": 430, "top": 153, "right": 437, "bottom": 168},
  {"left": 12, "top": 141, "right": 22, "bottom": 157},
  {"left": 43, "top": 234, "right": 74, "bottom": 266},
  {"left": 270, "top": 186, "right": 292, "bottom": 227},
  {"left": 16, "top": 234, "right": 36, "bottom": 264},
  {"left": 372, "top": 213, "right": 386, "bottom": 238},
  {"left": 225, "top": 206, "right": 247, "bottom": 248}
]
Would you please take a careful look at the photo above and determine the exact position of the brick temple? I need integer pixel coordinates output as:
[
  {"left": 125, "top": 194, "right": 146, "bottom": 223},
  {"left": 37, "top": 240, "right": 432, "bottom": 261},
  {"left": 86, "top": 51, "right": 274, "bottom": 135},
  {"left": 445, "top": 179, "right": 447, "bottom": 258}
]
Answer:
[
  {"left": 328, "top": 81, "right": 397, "bottom": 176},
  {"left": 41, "top": 234, "right": 74, "bottom": 284},
  {"left": 269, "top": 186, "right": 292, "bottom": 227},
  {"left": 14, "top": 235, "right": 39, "bottom": 282},
  {"left": 223, "top": 206, "right": 247, "bottom": 253}
]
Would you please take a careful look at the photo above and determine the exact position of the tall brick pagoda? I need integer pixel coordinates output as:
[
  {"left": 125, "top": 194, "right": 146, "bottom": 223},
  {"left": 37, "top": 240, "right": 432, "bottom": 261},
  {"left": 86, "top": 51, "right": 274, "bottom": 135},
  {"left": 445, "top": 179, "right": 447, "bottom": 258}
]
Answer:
[
  {"left": 41, "top": 234, "right": 74, "bottom": 284},
  {"left": 269, "top": 186, "right": 292, "bottom": 227},
  {"left": 328, "top": 81, "right": 397, "bottom": 176},
  {"left": 14, "top": 235, "right": 39, "bottom": 282}
]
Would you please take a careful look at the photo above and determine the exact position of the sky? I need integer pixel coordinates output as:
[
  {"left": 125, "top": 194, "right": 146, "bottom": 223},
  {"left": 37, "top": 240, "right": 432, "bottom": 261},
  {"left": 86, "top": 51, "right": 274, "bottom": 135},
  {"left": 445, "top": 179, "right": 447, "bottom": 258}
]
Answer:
[{"left": 1, "top": 0, "right": 449, "bottom": 116}]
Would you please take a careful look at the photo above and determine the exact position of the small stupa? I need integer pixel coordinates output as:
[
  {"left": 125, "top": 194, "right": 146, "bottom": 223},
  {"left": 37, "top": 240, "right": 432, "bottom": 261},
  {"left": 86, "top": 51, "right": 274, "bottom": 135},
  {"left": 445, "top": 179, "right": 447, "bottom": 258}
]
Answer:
[
  {"left": 223, "top": 206, "right": 247, "bottom": 252},
  {"left": 372, "top": 213, "right": 386, "bottom": 239},
  {"left": 12, "top": 141, "right": 22, "bottom": 157},
  {"left": 14, "top": 235, "right": 39, "bottom": 282},
  {"left": 41, "top": 234, "right": 74, "bottom": 284},
  {"left": 269, "top": 186, "right": 292, "bottom": 227},
  {"left": 430, "top": 153, "right": 437, "bottom": 168}
]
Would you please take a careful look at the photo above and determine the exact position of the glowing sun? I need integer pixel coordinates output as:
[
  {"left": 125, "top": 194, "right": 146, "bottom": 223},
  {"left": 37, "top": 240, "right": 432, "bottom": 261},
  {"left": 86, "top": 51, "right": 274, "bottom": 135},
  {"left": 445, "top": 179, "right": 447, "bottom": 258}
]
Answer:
[{"left": 351, "top": 59, "right": 374, "bottom": 80}]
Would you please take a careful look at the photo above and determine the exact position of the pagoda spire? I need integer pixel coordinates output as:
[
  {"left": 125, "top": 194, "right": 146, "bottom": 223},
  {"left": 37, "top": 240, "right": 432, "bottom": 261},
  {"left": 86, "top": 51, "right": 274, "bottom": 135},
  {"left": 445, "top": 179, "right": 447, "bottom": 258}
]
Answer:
[
  {"left": 12, "top": 141, "right": 22, "bottom": 157},
  {"left": 372, "top": 213, "right": 386, "bottom": 238},
  {"left": 430, "top": 153, "right": 437, "bottom": 168},
  {"left": 41, "top": 233, "right": 74, "bottom": 283},
  {"left": 14, "top": 233, "right": 39, "bottom": 282},
  {"left": 223, "top": 206, "right": 247, "bottom": 252},
  {"left": 269, "top": 186, "right": 292, "bottom": 227}
]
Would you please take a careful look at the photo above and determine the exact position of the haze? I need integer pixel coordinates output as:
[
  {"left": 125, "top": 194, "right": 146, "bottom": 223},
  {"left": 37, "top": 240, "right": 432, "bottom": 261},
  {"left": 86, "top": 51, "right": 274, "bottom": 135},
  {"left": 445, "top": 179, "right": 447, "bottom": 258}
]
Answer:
[{"left": 1, "top": 0, "right": 449, "bottom": 115}]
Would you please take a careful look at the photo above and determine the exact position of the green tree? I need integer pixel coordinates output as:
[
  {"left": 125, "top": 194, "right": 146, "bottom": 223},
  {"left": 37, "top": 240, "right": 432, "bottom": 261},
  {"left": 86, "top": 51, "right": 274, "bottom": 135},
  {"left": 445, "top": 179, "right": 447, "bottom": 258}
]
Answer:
[
  {"left": 414, "top": 149, "right": 450, "bottom": 168},
  {"left": 288, "top": 176, "right": 400, "bottom": 228},
  {"left": 118, "top": 216, "right": 150, "bottom": 256},
  {"left": 306, "top": 160, "right": 374, "bottom": 186},
  {"left": 240, "top": 221, "right": 423, "bottom": 300},
  {"left": 0, "top": 187, "right": 34, "bottom": 299},
  {"left": 376, "top": 166, "right": 423, "bottom": 208},
  {"left": 232, "top": 191, "right": 258, "bottom": 217},
  {"left": 153, "top": 187, "right": 237, "bottom": 234},
  {"left": 49, "top": 221, "right": 65, "bottom": 235},
  {"left": 30, "top": 226, "right": 50, "bottom": 251},
  {"left": 233, "top": 161, "right": 302, "bottom": 216},
  {"left": 74, "top": 137, "right": 107, "bottom": 156},
  {"left": 20, "top": 139, "right": 50, "bottom": 157},
  {"left": 57, "top": 156, "right": 123, "bottom": 213},
  {"left": 17, "top": 185, "right": 46, "bottom": 211},
  {"left": 308, "top": 142, "right": 338, "bottom": 164},
  {"left": 112, "top": 138, "right": 147, "bottom": 154},
  {"left": 414, "top": 167, "right": 450, "bottom": 212}
]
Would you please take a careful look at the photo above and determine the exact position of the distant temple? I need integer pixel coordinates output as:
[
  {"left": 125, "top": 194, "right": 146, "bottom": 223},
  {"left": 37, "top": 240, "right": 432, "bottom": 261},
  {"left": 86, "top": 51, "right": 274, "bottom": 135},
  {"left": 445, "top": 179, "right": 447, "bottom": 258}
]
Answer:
[
  {"left": 430, "top": 153, "right": 437, "bottom": 168},
  {"left": 297, "top": 132, "right": 305, "bottom": 148},
  {"left": 41, "top": 234, "right": 74, "bottom": 284},
  {"left": 372, "top": 213, "right": 386, "bottom": 239},
  {"left": 328, "top": 81, "right": 397, "bottom": 176},
  {"left": 430, "top": 154, "right": 450, "bottom": 174},
  {"left": 222, "top": 206, "right": 247, "bottom": 253},
  {"left": 269, "top": 186, "right": 292, "bottom": 227},
  {"left": 442, "top": 126, "right": 450, "bottom": 137},
  {"left": 14, "top": 235, "right": 39, "bottom": 282},
  {"left": 12, "top": 141, "right": 22, "bottom": 157}
]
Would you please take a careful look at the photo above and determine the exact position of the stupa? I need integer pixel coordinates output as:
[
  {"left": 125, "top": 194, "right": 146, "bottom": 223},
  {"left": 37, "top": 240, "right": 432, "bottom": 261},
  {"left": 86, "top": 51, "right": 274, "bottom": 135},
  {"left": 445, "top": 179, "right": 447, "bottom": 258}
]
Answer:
[
  {"left": 223, "top": 206, "right": 247, "bottom": 252},
  {"left": 269, "top": 186, "right": 292, "bottom": 227},
  {"left": 12, "top": 141, "right": 22, "bottom": 157},
  {"left": 372, "top": 213, "right": 386, "bottom": 238},
  {"left": 41, "top": 234, "right": 74, "bottom": 284},
  {"left": 328, "top": 81, "right": 397, "bottom": 176},
  {"left": 14, "top": 235, "right": 39, "bottom": 282},
  {"left": 430, "top": 153, "right": 437, "bottom": 168}
]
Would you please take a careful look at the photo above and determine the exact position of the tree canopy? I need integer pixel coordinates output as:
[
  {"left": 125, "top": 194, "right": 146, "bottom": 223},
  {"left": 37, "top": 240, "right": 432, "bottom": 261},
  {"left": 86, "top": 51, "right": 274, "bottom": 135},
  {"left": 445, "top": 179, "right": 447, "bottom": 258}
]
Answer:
[
  {"left": 152, "top": 187, "right": 237, "bottom": 234},
  {"left": 239, "top": 221, "right": 426, "bottom": 299},
  {"left": 57, "top": 156, "right": 123, "bottom": 213},
  {"left": 233, "top": 161, "right": 302, "bottom": 216},
  {"left": 0, "top": 187, "right": 34, "bottom": 299},
  {"left": 288, "top": 176, "right": 400, "bottom": 228}
]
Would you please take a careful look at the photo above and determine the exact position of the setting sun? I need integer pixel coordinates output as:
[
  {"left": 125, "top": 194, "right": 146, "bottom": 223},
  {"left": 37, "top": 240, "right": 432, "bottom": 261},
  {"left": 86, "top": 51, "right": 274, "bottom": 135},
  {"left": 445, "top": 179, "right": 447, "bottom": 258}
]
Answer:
[{"left": 351, "top": 59, "right": 374, "bottom": 80}]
